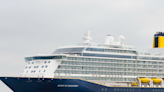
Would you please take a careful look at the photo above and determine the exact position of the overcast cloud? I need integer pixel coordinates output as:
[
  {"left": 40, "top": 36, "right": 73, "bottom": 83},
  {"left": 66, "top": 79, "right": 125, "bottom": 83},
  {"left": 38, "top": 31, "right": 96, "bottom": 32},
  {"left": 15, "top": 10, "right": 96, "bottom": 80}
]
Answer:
[{"left": 0, "top": 0, "right": 164, "bottom": 91}]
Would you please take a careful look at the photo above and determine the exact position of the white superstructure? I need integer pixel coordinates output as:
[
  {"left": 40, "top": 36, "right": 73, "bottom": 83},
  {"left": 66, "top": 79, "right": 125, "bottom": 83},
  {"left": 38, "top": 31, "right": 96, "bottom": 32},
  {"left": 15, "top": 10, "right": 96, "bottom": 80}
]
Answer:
[{"left": 21, "top": 31, "right": 164, "bottom": 87}]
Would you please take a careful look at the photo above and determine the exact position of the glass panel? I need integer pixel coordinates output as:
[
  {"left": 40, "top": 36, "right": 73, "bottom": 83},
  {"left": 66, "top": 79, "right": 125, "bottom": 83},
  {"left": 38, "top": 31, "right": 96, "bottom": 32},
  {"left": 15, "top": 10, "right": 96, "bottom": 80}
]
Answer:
[
  {"left": 53, "top": 48, "right": 85, "bottom": 54},
  {"left": 25, "top": 56, "right": 64, "bottom": 61},
  {"left": 83, "top": 53, "right": 136, "bottom": 59},
  {"left": 86, "top": 48, "right": 104, "bottom": 52}
]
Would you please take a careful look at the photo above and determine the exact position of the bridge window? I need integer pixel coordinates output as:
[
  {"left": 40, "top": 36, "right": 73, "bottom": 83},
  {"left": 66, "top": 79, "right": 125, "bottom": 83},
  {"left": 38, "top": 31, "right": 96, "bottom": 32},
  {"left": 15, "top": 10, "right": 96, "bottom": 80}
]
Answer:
[{"left": 25, "top": 56, "right": 65, "bottom": 61}]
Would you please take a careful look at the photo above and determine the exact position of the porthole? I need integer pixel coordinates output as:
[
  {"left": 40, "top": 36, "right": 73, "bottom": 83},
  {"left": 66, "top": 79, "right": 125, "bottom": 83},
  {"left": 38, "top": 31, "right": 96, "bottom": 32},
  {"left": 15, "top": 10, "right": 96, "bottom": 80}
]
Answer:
[
  {"left": 102, "top": 88, "right": 104, "bottom": 91},
  {"left": 129, "top": 89, "right": 131, "bottom": 91}
]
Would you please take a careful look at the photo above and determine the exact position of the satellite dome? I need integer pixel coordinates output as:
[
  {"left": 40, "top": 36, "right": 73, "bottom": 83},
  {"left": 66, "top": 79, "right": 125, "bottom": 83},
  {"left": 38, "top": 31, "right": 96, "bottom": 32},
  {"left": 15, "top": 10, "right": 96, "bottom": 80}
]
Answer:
[{"left": 118, "top": 35, "right": 125, "bottom": 42}]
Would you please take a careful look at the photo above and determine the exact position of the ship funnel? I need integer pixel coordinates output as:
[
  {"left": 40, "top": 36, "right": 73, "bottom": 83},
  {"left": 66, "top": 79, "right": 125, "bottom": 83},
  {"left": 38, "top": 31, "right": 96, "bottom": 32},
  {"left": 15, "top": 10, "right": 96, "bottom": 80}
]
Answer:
[
  {"left": 105, "top": 35, "right": 114, "bottom": 44},
  {"left": 153, "top": 32, "right": 164, "bottom": 48}
]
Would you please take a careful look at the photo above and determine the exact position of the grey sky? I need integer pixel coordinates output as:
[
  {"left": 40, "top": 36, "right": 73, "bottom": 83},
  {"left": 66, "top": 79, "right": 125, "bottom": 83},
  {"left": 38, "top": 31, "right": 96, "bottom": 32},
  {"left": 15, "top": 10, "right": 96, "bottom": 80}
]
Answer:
[{"left": 0, "top": 0, "right": 164, "bottom": 91}]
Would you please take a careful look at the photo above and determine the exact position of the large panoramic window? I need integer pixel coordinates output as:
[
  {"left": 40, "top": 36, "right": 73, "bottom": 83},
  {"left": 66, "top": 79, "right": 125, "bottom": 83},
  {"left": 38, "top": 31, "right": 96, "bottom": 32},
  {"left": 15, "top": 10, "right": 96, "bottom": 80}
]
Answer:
[
  {"left": 53, "top": 48, "right": 85, "bottom": 54},
  {"left": 85, "top": 48, "right": 104, "bottom": 52}
]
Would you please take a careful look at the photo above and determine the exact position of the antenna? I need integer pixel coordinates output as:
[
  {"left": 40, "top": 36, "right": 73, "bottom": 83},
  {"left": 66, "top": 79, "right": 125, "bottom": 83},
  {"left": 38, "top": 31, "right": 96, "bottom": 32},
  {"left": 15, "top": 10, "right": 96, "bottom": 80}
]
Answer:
[
  {"left": 160, "top": 20, "right": 163, "bottom": 32},
  {"left": 159, "top": 15, "right": 163, "bottom": 32},
  {"left": 82, "top": 30, "right": 93, "bottom": 43},
  {"left": 38, "top": 50, "right": 40, "bottom": 55}
]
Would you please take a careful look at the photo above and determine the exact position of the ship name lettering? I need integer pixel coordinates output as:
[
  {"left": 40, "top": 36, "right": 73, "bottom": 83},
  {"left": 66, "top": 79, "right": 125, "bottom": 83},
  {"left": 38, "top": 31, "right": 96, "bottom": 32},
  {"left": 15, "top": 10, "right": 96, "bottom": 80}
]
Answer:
[{"left": 57, "top": 85, "right": 78, "bottom": 87}]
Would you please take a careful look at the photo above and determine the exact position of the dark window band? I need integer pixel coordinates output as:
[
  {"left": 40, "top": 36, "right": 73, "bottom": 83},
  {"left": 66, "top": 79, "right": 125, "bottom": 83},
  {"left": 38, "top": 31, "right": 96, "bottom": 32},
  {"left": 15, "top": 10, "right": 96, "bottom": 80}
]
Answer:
[{"left": 83, "top": 53, "right": 136, "bottom": 59}]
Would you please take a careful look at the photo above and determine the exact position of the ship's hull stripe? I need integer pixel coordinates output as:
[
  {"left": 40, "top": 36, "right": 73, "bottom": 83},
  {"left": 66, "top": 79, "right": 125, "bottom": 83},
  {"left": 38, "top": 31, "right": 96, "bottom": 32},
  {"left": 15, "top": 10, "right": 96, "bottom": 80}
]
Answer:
[{"left": 0, "top": 77, "right": 164, "bottom": 92}]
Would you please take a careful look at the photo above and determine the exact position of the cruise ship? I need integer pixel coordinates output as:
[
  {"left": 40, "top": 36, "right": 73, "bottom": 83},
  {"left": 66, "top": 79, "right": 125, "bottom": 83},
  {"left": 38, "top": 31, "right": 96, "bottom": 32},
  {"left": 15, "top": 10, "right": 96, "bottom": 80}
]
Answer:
[{"left": 1, "top": 30, "right": 164, "bottom": 92}]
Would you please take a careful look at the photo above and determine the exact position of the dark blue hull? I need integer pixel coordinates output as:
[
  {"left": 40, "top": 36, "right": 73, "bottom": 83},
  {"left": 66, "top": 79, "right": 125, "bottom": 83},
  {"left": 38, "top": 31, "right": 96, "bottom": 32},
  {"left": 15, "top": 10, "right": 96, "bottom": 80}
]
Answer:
[{"left": 0, "top": 77, "right": 163, "bottom": 92}]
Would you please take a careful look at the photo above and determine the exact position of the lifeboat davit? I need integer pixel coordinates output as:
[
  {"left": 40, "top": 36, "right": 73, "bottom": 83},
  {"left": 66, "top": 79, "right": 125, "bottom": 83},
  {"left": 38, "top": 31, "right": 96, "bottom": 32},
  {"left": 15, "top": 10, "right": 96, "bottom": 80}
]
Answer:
[
  {"left": 151, "top": 78, "right": 161, "bottom": 83},
  {"left": 139, "top": 78, "right": 150, "bottom": 83}
]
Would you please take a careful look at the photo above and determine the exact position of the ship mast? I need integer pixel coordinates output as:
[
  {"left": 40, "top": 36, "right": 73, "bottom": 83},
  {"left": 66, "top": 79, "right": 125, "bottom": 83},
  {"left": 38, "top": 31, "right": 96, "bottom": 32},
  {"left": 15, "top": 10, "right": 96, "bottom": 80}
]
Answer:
[{"left": 82, "top": 30, "right": 92, "bottom": 43}]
